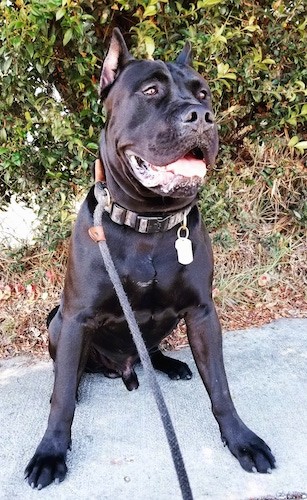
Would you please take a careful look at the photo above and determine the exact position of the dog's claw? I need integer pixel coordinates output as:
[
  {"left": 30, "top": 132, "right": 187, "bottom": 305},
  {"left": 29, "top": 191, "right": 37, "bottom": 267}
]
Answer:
[
  {"left": 168, "top": 369, "right": 192, "bottom": 380},
  {"left": 25, "top": 452, "right": 67, "bottom": 489}
]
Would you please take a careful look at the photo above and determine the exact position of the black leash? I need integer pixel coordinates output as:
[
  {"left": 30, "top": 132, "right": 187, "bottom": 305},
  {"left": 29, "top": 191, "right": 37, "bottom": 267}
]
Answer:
[{"left": 90, "top": 181, "right": 194, "bottom": 500}]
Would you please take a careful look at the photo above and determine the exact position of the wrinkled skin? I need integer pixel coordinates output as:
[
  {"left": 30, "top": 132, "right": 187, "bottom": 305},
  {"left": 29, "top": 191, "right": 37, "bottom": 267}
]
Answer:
[{"left": 25, "top": 29, "right": 275, "bottom": 490}]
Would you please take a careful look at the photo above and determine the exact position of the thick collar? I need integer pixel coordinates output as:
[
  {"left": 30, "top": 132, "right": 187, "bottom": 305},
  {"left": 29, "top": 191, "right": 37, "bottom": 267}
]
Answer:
[{"left": 104, "top": 201, "right": 192, "bottom": 234}]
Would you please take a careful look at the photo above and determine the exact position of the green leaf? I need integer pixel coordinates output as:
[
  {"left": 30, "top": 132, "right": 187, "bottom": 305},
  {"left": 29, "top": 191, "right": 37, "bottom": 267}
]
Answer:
[
  {"left": 143, "top": 5, "right": 157, "bottom": 18},
  {"left": 12, "top": 36, "right": 22, "bottom": 48},
  {"left": 217, "top": 62, "right": 228, "bottom": 76},
  {"left": 60, "top": 192, "right": 66, "bottom": 206},
  {"left": 288, "top": 136, "right": 299, "bottom": 147},
  {"left": 220, "top": 79, "right": 231, "bottom": 89},
  {"left": 294, "top": 141, "right": 307, "bottom": 152},
  {"left": 6, "top": 94, "right": 14, "bottom": 106},
  {"left": 86, "top": 142, "right": 98, "bottom": 150},
  {"left": 262, "top": 58, "right": 276, "bottom": 65},
  {"left": 63, "top": 29, "right": 73, "bottom": 46},
  {"left": 35, "top": 62, "right": 43, "bottom": 74},
  {"left": 144, "top": 36, "right": 155, "bottom": 57},
  {"left": 294, "top": 80, "right": 305, "bottom": 91},
  {"left": 222, "top": 73, "right": 237, "bottom": 80},
  {"left": 198, "top": 0, "right": 224, "bottom": 6},
  {"left": 217, "top": 62, "right": 237, "bottom": 80},
  {"left": 30, "top": 6, "right": 41, "bottom": 17},
  {"left": 3, "top": 57, "right": 12, "bottom": 73},
  {"left": 244, "top": 25, "right": 260, "bottom": 32},
  {"left": 25, "top": 43, "right": 34, "bottom": 58},
  {"left": 286, "top": 116, "right": 297, "bottom": 126},
  {"left": 56, "top": 7, "right": 66, "bottom": 21},
  {"left": 12, "top": 152, "right": 21, "bottom": 166},
  {"left": 0, "top": 128, "right": 7, "bottom": 143},
  {"left": 301, "top": 104, "right": 307, "bottom": 116},
  {"left": 298, "top": 18, "right": 307, "bottom": 31}
]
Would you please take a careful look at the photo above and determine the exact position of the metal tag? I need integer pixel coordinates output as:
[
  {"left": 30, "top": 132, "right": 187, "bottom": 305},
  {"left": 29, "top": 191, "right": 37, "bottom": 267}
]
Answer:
[{"left": 175, "top": 237, "right": 194, "bottom": 265}]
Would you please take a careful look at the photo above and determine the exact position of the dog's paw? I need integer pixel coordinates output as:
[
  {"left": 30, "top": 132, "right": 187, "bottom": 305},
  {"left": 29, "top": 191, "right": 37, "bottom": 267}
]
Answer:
[
  {"left": 25, "top": 453, "right": 67, "bottom": 489},
  {"left": 224, "top": 430, "right": 276, "bottom": 473},
  {"left": 165, "top": 359, "right": 192, "bottom": 380},
  {"left": 151, "top": 352, "right": 192, "bottom": 380}
]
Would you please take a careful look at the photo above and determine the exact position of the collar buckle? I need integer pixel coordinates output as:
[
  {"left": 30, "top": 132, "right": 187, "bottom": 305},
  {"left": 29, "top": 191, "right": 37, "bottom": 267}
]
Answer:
[{"left": 135, "top": 214, "right": 170, "bottom": 233}]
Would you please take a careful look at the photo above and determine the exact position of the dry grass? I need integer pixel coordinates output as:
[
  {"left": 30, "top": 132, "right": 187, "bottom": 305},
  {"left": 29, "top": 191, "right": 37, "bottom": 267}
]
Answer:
[
  {"left": 162, "top": 230, "right": 307, "bottom": 351},
  {"left": 0, "top": 242, "right": 68, "bottom": 358},
  {"left": 1, "top": 148, "right": 306, "bottom": 358},
  {"left": 1, "top": 227, "right": 306, "bottom": 358}
]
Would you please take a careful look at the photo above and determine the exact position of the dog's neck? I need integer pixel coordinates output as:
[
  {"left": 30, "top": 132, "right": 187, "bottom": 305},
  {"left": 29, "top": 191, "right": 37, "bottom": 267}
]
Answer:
[{"left": 93, "top": 158, "right": 195, "bottom": 234}]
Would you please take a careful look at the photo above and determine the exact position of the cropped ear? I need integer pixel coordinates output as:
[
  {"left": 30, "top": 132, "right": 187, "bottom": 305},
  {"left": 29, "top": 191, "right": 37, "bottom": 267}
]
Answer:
[
  {"left": 99, "top": 28, "right": 133, "bottom": 95},
  {"left": 175, "top": 41, "right": 192, "bottom": 66}
]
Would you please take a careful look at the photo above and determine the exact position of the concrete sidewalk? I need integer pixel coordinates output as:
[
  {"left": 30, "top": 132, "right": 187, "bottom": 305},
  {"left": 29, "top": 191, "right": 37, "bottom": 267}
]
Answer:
[{"left": 0, "top": 317, "right": 306, "bottom": 500}]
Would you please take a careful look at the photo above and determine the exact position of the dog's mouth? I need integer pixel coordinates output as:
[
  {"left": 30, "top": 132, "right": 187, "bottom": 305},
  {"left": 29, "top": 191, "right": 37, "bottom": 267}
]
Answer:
[{"left": 126, "top": 148, "right": 207, "bottom": 195}]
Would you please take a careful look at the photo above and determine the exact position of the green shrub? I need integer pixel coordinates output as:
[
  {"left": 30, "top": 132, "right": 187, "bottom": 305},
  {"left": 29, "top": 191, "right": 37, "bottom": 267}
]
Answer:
[{"left": 0, "top": 0, "right": 306, "bottom": 246}]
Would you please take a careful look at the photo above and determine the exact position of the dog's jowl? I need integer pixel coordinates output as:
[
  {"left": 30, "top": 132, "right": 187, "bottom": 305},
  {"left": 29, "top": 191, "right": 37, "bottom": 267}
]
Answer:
[{"left": 25, "top": 29, "right": 275, "bottom": 489}]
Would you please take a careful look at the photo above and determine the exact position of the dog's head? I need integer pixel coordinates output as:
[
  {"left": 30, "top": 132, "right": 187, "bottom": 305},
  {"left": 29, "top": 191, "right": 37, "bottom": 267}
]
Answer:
[{"left": 99, "top": 29, "right": 218, "bottom": 206}]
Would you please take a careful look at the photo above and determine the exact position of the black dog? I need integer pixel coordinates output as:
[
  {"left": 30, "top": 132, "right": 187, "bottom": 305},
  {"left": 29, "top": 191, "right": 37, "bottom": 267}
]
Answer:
[{"left": 25, "top": 29, "right": 275, "bottom": 489}]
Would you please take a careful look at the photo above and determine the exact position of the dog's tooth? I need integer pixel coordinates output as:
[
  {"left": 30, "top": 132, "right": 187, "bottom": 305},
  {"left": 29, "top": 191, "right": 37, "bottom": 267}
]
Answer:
[{"left": 129, "top": 155, "right": 140, "bottom": 170}]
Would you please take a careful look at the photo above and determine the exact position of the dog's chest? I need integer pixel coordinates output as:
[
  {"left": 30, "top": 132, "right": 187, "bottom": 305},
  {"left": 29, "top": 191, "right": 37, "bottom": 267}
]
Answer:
[
  {"left": 125, "top": 255, "right": 157, "bottom": 292},
  {"left": 118, "top": 241, "right": 181, "bottom": 297},
  {"left": 92, "top": 228, "right": 197, "bottom": 335}
]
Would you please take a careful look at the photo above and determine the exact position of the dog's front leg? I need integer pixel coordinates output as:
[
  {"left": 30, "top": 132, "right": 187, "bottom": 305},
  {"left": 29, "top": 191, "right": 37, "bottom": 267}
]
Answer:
[
  {"left": 25, "top": 317, "right": 84, "bottom": 489},
  {"left": 186, "top": 304, "right": 276, "bottom": 473}
]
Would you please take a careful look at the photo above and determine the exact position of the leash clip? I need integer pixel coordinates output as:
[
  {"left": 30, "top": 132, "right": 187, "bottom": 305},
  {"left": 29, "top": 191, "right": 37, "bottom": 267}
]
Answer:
[
  {"left": 90, "top": 180, "right": 111, "bottom": 244},
  {"left": 88, "top": 226, "right": 106, "bottom": 243}
]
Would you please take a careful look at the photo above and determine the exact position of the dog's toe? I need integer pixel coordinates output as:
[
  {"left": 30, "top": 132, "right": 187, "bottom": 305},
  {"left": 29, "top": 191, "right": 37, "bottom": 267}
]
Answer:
[
  {"left": 25, "top": 453, "right": 67, "bottom": 489},
  {"left": 225, "top": 430, "right": 276, "bottom": 474},
  {"left": 150, "top": 351, "right": 193, "bottom": 381},
  {"left": 168, "top": 364, "right": 192, "bottom": 380}
]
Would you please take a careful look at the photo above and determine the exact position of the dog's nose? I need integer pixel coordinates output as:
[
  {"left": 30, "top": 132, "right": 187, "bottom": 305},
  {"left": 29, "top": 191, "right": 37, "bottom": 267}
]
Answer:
[{"left": 181, "top": 106, "right": 215, "bottom": 127}]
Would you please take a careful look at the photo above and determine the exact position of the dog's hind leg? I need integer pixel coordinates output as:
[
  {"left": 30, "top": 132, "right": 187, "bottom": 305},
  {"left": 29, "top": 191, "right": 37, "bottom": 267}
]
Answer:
[{"left": 150, "top": 349, "right": 192, "bottom": 380}]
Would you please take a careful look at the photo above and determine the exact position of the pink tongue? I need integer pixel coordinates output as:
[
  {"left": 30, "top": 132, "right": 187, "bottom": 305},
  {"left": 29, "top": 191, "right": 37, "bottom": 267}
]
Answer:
[{"left": 164, "top": 155, "right": 207, "bottom": 178}]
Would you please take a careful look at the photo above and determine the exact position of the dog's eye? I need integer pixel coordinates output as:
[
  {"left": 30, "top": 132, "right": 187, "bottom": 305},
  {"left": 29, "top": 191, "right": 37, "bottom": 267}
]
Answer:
[
  {"left": 199, "top": 90, "right": 207, "bottom": 100},
  {"left": 143, "top": 86, "right": 158, "bottom": 96}
]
